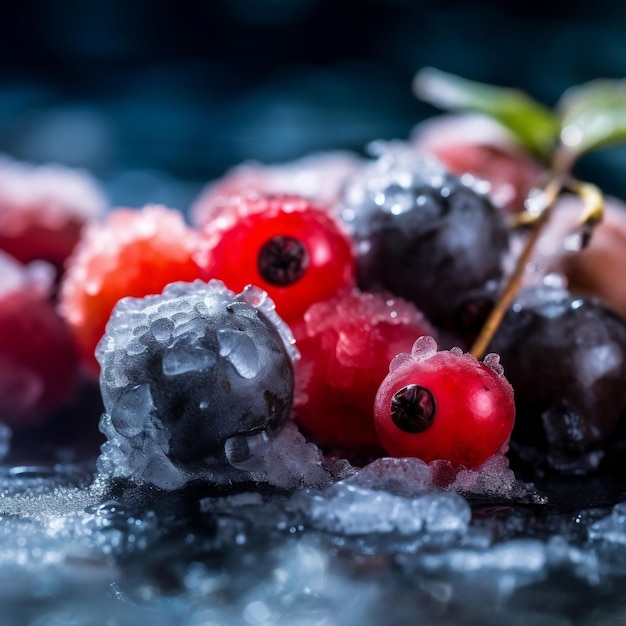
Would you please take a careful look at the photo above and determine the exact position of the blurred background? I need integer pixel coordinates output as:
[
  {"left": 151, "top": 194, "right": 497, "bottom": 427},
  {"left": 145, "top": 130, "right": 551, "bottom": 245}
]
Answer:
[{"left": 2, "top": 0, "right": 626, "bottom": 211}]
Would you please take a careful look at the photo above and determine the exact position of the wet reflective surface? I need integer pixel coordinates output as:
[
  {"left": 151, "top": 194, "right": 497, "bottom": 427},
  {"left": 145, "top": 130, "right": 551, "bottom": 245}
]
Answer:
[{"left": 1, "top": 441, "right": 626, "bottom": 626}]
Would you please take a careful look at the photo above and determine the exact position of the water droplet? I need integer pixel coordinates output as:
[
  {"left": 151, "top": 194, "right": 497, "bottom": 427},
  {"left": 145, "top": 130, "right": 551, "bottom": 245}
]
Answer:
[
  {"left": 110, "top": 383, "right": 154, "bottom": 437},
  {"left": 411, "top": 335, "right": 438, "bottom": 360},
  {"left": 162, "top": 340, "right": 217, "bottom": 376},
  {"left": 218, "top": 329, "right": 260, "bottom": 379},
  {"left": 483, "top": 353, "right": 504, "bottom": 376},
  {"left": 150, "top": 317, "right": 174, "bottom": 343}
]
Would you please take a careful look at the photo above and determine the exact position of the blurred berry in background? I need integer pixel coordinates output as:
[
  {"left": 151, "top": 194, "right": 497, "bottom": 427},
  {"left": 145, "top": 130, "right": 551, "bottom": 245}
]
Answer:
[{"left": 1, "top": 0, "right": 626, "bottom": 211}]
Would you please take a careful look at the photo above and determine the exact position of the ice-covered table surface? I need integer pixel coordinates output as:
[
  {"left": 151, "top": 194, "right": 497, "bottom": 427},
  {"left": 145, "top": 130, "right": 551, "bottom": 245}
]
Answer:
[{"left": 3, "top": 441, "right": 626, "bottom": 626}]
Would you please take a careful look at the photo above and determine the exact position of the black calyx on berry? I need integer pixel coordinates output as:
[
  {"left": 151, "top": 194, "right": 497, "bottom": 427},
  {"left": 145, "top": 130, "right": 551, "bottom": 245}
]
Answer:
[
  {"left": 390, "top": 384, "right": 436, "bottom": 433},
  {"left": 257, "top": 235, "right": 309, "bottom": 286}
]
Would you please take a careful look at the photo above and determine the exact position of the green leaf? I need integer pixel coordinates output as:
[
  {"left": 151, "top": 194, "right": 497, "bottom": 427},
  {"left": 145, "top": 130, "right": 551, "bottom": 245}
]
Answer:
[
  {"left": 558, "top": 78, "right": 626, "bottom": 155},
  {"left": 413, "top": 67, "right": 559, "bottom": 160}
]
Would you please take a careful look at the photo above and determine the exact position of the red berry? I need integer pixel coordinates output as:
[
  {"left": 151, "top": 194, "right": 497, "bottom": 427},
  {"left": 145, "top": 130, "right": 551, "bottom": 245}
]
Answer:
[
  {"left": 198, "top": 193, "right": 356, "bottom": 323},
  {"left": 293, "top": 288, "right": 436, "bottom": 452},
  {"left": 58, "top": 205, "right": 207, "bottom": 376},
  {"left": 374, "top": 336, "right": 515, "bottom": 468},
  {"left": 0, "top": 251, "right": 79, "bottom": 426}
]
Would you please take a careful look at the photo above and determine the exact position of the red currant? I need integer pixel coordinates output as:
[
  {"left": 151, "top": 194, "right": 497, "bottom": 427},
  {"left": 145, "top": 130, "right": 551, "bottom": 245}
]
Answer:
[
  {"left": 293, "top": 288, "right": 436, "bottom": 452},
  {"left": 58, "top": 205, "right": 207, "bottom": 376},
  {"left": 199, "top": 193, "right": 356, "bottom": 323},
  {"left": 374, "top": 336, "right": 515, "bottom": 468}
]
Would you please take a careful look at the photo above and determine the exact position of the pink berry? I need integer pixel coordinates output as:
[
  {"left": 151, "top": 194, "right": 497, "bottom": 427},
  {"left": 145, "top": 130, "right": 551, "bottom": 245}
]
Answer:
[
  {"left": 0, "top": 251, "right": 79, "bottom": 426},
  {"left": 189, "top": 151, "right": 361, "bottom": 227},
  {"left": 374, "top": 336, "right": 515, "bottom": 468},
  {"left": 293, "top": 288, "right": 435, "bottom": 452},
  {"left": 0, "top": 156, "right": 107, "bottom": 273},
  {"left": 531, "top": 194, "right": 626, "bottom": 320}
]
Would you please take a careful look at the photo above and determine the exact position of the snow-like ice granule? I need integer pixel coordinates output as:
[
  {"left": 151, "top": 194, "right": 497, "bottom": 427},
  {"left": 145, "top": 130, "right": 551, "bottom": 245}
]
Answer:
[
  {"left": 328, "top": 454, "right": 539, "bottom": 503},
  {"left": 291, "top": 482, "right": 471, "bottom": 537},
  {"left": 0, "top": 460, "right": 620, "bottom": 624},
  {"left": 589, "top": 502, "right": 626, "bottom": 545},
  {"left": 286, "top": 454, "right": 539, "bottom": 541}
]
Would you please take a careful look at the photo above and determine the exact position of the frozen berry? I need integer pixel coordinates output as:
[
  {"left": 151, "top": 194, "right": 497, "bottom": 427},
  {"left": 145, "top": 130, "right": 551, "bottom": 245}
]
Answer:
[
  {"left": 337, "top": 142, "right": 510, "bottom": 342},
  {"left": 190, "top": 150, "right": 361, "bottom": 226},
  {"left": 292, "top": 288, "right": 436, "bottom": 453},
  {"left": 58, "top": 205, "right": 208, "bottom": 376},
  {"left": 198, "top": 193, "right": 355, "bottom": 324},
  {"left": 488, "top": 285, "right": 626, "bottom": 474},
  {"left": 97, "top": 279, "right": 297, "bottom": 485},
  {"left": 0, "top": 251, "right": 79, "bottom": 426},
  {"left": 374, "top": 336, "right": 515, "bottom": 468},
  {"left": 0, "top": 155, "right": 107, "bottom": 273}
]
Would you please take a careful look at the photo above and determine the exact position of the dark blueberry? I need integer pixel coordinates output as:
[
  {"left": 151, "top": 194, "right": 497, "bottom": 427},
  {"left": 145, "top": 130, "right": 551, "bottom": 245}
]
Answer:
[
  {"left": 337, "top": 144, "right": 509, "bottom": 341},
  {"left": 97, "top": 280, "right": 297, "bottom": 468},
  {"left": 488, "top": 285, "right": 626, "bottom": 474}
]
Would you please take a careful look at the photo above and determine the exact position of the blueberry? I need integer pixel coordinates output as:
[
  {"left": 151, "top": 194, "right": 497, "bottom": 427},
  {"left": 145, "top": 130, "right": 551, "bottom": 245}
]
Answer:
[
  {"left": 96, "top": 279, "right": 297, "bottom": 479},
  {"left": 337, "top": 143, "right": 509, "bottom": 342},
  {"left": 488, "top": 285, "right": 626, "bottom": 474}
]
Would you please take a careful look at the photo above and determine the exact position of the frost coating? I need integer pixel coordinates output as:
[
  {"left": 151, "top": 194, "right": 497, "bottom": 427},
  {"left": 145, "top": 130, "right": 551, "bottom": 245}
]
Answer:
[
  {"left": 336, "top": 140, "right": 509, "bottom": 338},
  {"left": 0, "top": 154, "right": 107, "bottom": 230},
  {"left": 389, "top": 335, "right": 506, "bottom": 377},
  {"left": 96, "top": 279, "right": 305, "bottom": 490},
  {"left": 189, "top": 150, "right": 362, "bottom": 227}
]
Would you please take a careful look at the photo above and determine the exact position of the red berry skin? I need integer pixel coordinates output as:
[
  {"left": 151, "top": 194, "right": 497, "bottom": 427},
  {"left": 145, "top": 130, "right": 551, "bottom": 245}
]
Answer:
[
  {"left": 0, "top": 157, "right": 107, "bottom": 273},
  {"left": 199, "top": 193, "right": 356, "bottom": 323},
  {"left": 0, "top": 262, "right": 79, "bottom": 426},
  {"left": 293, "top": 289, "right": 436, "bottom": 452},
  {"left": 374, "top": 337, "right": 515, "bottom": 468},
  {"left": 59, "top": 205, "right": 207, "bottom": 377}
]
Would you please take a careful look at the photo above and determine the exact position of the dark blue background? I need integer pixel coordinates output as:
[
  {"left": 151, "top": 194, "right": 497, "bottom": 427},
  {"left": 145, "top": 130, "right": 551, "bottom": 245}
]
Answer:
[{"left": 1, "top": 0, "right": 626, "bottom": 210}]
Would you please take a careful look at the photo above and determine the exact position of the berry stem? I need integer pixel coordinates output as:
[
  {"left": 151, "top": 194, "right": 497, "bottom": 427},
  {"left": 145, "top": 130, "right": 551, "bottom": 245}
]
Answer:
[
  {"left": 470, "top": 141, "right": 605, "bottom": 360},
  {"left": 470, "top": 175, "right": 565, "bottom": 359}
]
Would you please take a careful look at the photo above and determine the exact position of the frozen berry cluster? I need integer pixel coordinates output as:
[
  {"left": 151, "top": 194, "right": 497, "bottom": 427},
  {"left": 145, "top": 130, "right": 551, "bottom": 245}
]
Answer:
[{"left": 5, "top": 71, "right": 626, "bottom": 487}]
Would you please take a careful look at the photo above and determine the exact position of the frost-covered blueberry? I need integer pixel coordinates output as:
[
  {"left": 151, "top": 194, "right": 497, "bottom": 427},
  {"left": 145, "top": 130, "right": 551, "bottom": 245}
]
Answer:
[
  {"left": 336, "top": 142, "right": 510, "bottom": 343},
  {"left": 96, "top": 279, "right": 298, "bottom": 487}
]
